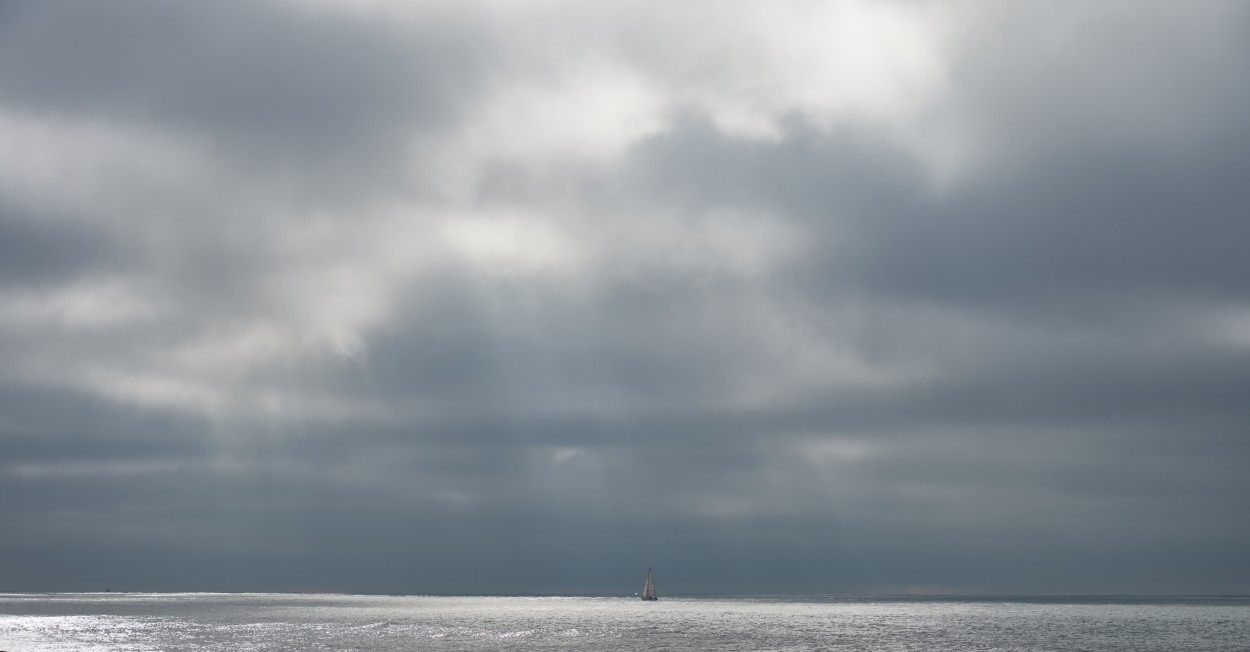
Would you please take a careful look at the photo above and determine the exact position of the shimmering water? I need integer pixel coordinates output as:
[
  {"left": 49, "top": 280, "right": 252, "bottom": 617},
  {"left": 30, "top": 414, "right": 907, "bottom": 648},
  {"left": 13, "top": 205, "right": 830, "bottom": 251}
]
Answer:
[{"left": 2, "top": 593, "right": 1248, "bottom": 651}]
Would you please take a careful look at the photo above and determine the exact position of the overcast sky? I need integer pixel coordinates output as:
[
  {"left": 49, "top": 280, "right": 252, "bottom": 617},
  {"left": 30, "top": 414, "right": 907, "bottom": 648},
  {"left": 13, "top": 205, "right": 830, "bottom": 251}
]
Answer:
[{"left": 2, "top": 0, "right": 1249, "bottom": 595}]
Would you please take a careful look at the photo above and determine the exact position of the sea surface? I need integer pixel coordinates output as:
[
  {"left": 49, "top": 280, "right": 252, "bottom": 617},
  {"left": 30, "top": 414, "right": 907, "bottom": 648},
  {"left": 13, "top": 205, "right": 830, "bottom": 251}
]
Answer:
[{"left": 2, "top": 592, "right": 1248, "bottom": 651}]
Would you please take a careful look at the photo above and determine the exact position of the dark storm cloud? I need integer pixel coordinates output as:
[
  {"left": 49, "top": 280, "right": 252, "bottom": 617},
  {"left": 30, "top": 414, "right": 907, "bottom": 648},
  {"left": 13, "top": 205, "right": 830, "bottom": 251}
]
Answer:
[
  {"left": 621, "top": 113, "right": 1250, "bottom": 315},
  {"left": 0, "top": 203, "right": 120, "bottom": 286},
  {"left": 2, "top": 0, "right": 1250, "bottom": 595},
  {"left": 0, "top": 0, "right": 484, "bottom": 160}
]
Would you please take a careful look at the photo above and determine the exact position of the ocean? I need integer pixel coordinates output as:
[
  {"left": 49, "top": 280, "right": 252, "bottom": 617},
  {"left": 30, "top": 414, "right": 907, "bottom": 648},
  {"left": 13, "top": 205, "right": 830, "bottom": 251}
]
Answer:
[{"left": 2, "top": 592, "right": 1248, "bottom": 651}]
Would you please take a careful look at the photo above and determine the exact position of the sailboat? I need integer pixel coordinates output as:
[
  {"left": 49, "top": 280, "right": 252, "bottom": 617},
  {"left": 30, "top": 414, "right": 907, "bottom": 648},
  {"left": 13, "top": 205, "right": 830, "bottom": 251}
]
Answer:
[{"left": 641, "top": 566, "right": 657, "bottom": 601}]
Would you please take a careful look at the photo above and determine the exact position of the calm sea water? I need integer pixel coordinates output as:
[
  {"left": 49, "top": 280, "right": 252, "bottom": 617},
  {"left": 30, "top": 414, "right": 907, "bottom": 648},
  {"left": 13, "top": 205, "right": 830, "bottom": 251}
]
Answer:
[{"left": 2, "top": 592, "right": 1248, "bottom": 651}]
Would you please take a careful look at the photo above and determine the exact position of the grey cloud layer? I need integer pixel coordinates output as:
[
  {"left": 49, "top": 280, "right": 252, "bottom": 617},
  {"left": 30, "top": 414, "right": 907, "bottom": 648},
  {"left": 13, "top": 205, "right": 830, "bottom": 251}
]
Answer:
[{"left": 2, "top": 0, "right": 1249, "bottom": 594}]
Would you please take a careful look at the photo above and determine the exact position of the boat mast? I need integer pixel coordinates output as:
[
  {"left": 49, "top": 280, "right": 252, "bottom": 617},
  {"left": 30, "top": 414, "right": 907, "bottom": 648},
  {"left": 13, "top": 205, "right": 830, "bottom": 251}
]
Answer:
[{"left": 642, "top": 565, "right": 657, "bottom": 600}]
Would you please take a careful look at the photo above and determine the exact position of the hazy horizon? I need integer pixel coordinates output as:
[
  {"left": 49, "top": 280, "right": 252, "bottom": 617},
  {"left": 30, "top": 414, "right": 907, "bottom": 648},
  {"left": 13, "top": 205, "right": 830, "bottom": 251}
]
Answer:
[{"left": 3, "top": 0, "right": 1249, "bottom": 596}]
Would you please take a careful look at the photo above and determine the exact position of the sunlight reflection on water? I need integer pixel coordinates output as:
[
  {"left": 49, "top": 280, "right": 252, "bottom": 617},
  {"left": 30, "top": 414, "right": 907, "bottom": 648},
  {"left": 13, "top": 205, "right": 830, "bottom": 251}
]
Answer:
[{"left": 2, "top": 593, "right": 1249, "bottom": 651}]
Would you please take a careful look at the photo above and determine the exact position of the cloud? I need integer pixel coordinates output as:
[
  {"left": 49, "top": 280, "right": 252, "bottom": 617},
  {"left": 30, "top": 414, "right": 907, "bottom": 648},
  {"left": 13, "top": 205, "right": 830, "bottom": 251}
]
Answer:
[{"left": 1, "top": 0, "right": 1249, "bottom": 594}]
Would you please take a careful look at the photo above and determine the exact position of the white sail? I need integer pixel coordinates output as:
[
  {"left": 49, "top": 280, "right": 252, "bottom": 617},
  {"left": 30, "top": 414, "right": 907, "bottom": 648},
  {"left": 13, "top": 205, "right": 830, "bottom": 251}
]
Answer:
[{"left": 641, "top": 566, "right": 657, "bottom": 601}]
